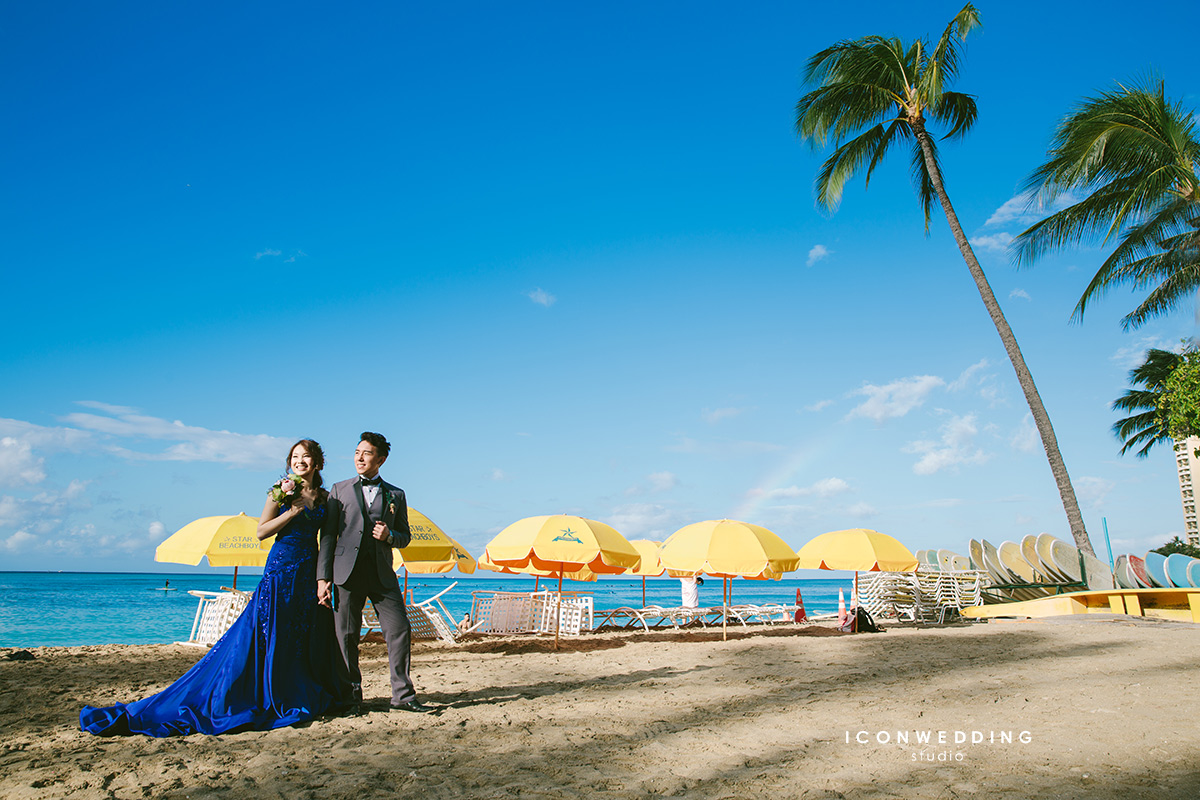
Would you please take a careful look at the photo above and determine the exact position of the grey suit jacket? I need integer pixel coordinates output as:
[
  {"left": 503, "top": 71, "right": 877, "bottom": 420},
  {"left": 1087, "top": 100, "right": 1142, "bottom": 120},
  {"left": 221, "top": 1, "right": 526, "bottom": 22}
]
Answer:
[{"left": 318, "top": 476, "right": 411, "bottom": 588}]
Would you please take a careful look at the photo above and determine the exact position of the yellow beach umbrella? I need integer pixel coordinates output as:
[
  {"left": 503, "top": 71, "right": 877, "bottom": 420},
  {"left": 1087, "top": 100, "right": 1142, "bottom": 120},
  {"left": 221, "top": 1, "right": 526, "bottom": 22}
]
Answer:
[
  {"left": 629, "top": 539, "right": 665, "bottom": 607},
  {"left": 795, "top": 528, "right": 918, "bottom": 632},
  {"left": 659, "top": 519, "right": 800, "bottom": 639},
  {"left": 478, "top": 550, "right": 598, "bottom": 583},
  {"left": 390, "top": 508, "right": 463, "bottom": 597},
  {"left": 795, "top": 528, "right": 919, "bottom": 572},
  {"left": 154, "top": 512, "right": 267, "bottom": 589},
  {"left": 483, "top": 515, "right": 640, "bottom": 646}
]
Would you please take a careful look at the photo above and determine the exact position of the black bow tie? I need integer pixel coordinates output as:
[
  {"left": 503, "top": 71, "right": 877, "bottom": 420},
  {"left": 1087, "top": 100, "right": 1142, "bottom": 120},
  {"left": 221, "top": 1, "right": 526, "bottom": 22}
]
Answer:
[{"left": 360, "top": 476, "right": 381, "bottom": 486}]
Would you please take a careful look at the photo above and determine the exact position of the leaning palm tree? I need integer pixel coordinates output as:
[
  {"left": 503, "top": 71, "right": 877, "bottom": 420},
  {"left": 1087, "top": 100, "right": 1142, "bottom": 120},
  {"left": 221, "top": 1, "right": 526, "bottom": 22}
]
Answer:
[
  {"left": 1112, "top": 348, "right": 1183, "bottom": 457},
  {"left": 794, "top": 4, "right": 1095, "bottom": 554},
  {"left": 1013, "top": 79, "right": 1200, "bottom": 330}
]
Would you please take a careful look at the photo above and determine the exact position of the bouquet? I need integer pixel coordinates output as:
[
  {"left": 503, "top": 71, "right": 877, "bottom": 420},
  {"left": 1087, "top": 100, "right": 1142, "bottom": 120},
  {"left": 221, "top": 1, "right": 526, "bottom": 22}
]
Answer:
[{"left": 268, "top": 473, "right": 305, "bottom": 506}]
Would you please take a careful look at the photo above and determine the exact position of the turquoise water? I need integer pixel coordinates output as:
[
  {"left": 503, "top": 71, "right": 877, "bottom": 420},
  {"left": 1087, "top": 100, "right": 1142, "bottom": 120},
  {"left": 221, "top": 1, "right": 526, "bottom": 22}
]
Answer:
[{"left": 0, "top": 572, "right": 853, "bottom": 647}]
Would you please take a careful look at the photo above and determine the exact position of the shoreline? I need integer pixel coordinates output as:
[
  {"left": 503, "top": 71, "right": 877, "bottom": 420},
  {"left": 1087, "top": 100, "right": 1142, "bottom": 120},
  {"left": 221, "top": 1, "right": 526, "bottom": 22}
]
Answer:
[{"left": 3, "top": 620, "right": 1200, "bottom": 799}]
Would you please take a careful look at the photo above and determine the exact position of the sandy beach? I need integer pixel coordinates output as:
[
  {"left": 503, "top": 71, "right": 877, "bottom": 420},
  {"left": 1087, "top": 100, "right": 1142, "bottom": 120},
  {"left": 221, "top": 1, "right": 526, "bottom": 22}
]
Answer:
[{"left": 3, "top": 619, "right": 1200, "bottom": 799}]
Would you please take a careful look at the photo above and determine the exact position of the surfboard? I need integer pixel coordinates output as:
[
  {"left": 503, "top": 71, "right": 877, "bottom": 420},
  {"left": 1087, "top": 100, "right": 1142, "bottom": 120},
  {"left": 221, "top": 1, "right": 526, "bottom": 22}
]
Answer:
[
  {"left": 949, "top": 555, "right": 972, "bottom": 571},
  {"left": 1166, "top": 553, "right": 1197, "bottom": 589},
  {"left": 1143, "top": 551, "right": 1171, "bottom": 588},
  {"left": 1128, "top": 554, "right": 1154, "bottom": 588},
  {"left": 999, "top": 540, "right": 1052, "bottom": 599},
  {"left": 1081, "top": 551, "right": 1115, "bottom": 590},
  {"left": 1113, "top": 555, "right": 1139, "bottom": 589},
  {"left": 1049, "top": 538, "right": 1083, "bottom": 583},
  {"left": 1036, "top": 534, "right": 1071, "bottom": 582},
  {"left": 1021, "top": 535, "right": 1055, "bottom": 583},
  {"left": 968, "top": 539, "right": 984, "bottom": 572},
  {"left": 937, "top": 549, "right": 962, "bottom": 571},
  {"left": 1188, "top": 559, "right": 1200, "bottom": 589}
]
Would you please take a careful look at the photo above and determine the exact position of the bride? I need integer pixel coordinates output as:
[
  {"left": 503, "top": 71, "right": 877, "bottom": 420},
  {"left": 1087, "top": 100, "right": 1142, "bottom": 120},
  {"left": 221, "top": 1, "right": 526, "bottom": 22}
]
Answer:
[{"left": 81, "top": 439, "right": 352, "bottom": 736}]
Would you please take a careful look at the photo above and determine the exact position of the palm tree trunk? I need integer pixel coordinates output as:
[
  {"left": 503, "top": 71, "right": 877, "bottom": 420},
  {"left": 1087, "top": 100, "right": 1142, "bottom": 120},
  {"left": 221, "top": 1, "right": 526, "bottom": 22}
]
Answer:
[{"left": 912, "top": 121, "right": 1095, "bottom": 556}]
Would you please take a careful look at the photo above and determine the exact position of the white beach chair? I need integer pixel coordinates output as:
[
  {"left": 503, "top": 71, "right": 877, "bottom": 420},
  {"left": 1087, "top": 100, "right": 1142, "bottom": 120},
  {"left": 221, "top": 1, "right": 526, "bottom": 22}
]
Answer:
[
  {"left": 178, "top": 588, "right": 251, "bottom": 647},
  {"left": 361, "top": 582, "right": 468, "bottom": 644}
]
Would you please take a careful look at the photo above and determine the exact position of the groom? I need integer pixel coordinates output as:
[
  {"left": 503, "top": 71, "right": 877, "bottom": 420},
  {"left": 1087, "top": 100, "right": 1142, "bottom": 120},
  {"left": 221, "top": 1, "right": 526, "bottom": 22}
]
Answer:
[{"left": 317, "top": 431, "right": 431, "bottom": 713}]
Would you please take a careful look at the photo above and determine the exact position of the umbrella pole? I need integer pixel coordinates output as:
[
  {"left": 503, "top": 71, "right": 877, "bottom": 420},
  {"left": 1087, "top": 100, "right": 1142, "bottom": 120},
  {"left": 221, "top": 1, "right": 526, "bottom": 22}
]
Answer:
[
  {"left": 642, "top": 576, "right": 646, "bottom": 608},
  {"left": 404, "top": 568, "right": 409, "bottom": 601},
  {"left": 555, "top": 571, "right": 563, "bottom": 650},
  {"left": 722, "top": 576, "right": 728, "bottom": 642},
  {"left": 233, "top": 566, "right": 238, "bottom": 591}
]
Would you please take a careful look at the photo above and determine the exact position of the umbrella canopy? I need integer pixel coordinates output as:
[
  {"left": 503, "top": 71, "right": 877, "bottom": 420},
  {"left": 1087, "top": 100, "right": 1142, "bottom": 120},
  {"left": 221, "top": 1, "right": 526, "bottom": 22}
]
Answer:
[
  {"left": 483, "top": 515, "right": 640, "bottom": 575},
  {"left": 659, "top": 519, "right": 799, "bottom": 579},
  {"left": 393, "top": 507, "right": 457, "bottom": 564},
  {"left": 795, "top": 528, "right": 919, "bottom": 572},
  {"left": 396, "top": 534, "right": 476, "bottom": 575},
  {"left": 155, "top": 513, "right": 269, "bottom": 567},
  {"left": 628, "top": 540, "right": 665, "bottom": 577},
  {"left": 391, "top": 508, "right": 465, "bottom": 573},
  {"left": 478, "top": 550, "right": 597, "bottom": 582}
]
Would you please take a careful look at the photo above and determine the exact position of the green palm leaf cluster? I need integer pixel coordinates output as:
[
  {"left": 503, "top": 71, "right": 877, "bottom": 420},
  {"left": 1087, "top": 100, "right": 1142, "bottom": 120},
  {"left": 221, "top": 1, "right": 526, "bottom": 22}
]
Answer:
[
  {"left": 794, "top": 3, "right": 1094, "bottom": 554},
  {"left": 1014, "top": 80, "right": 1200, "bottom": 329},
  {"left": 1112, "top": 348, "right": 1183, "bottom": 457},
  {"left": 794, "top": 4, "right": 980, "bottom": 230}
]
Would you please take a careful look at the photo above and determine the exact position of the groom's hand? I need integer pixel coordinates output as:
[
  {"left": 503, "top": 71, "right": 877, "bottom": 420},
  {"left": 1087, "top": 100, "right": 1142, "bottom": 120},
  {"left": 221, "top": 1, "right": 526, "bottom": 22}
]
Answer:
[
  {"left": 371, "top": 522, "right": 390, "bottom": 541},
  {"left": 317, "top": 579, "right": 332, "bottom": 607}
]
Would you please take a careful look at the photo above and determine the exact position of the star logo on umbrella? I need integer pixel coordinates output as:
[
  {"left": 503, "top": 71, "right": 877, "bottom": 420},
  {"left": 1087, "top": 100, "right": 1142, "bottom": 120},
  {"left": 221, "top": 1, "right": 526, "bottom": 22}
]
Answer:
[{"left": 552, "top": 527, "right": 583, "bottom": 543}]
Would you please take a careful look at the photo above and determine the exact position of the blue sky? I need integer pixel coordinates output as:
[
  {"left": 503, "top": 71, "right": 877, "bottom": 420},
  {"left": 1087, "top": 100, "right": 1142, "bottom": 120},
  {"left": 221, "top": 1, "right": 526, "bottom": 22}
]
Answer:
[{"left": 3, "top": 1, "right": 1198, "bottom": 575}]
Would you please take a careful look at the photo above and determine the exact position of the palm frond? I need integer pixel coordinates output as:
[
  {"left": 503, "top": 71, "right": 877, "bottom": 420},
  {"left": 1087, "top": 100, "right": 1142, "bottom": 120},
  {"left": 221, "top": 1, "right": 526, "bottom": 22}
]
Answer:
[
  {"left": 924, "top": 4, "right": 981, "bottom": 101},
  {"left": 815, "top": 123, "right": 909, "bottom": 212},
  {"left": 931, "top": 91, "right": 978, "bottom": 140}
]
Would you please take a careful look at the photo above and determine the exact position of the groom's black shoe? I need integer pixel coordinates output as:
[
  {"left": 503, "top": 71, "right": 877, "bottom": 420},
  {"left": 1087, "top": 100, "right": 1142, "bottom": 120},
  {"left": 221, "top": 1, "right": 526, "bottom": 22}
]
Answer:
[{"left": 390, "top": 699, "right": 434, "bottom": 714}]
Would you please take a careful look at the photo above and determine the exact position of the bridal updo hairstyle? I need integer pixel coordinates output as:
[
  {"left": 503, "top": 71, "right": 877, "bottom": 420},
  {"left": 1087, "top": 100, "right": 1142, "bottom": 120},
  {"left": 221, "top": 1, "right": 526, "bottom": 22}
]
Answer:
[{"left": 288, "top": 438, "right": 329, "bottom": 504}]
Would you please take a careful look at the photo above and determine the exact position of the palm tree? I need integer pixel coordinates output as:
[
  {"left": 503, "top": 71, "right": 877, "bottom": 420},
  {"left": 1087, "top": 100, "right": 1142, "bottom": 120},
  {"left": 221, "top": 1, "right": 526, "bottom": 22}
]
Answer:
[
  {"left": 794, "top": 4, "right": 1096, "bottom": 555},
  {"left": 1013, "top": 79, "right": 1200, "bottom": 330},
  {"left": 1112, "top": 348, "right": 1182, "bottom": 457}
]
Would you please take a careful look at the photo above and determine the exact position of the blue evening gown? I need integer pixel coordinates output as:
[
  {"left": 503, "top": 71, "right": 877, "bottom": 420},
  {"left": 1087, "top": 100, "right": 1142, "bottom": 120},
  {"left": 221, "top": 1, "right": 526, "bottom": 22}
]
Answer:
[{"left": 80, "top": 504, "right": 351, "bottom": 736}]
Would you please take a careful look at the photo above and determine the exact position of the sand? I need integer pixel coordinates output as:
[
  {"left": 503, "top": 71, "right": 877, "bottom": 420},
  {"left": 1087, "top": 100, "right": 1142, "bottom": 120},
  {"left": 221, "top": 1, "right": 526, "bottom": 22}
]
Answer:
[{"left": 2, "top": 618, "right": 1200, "bottom": 799}]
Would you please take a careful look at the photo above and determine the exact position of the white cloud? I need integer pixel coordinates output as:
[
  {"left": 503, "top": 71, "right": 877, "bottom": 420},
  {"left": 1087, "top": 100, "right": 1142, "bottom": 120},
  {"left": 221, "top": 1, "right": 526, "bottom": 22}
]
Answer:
[
  {"left": 0, "top": 437, "right": 46, "bottom": 486},
  {"left": 3, "top": 530, "right": 35, "bottom": 552},
  {"left": 255, "top": 248, "right": 282, "bottom": 259},
  {"left": 1075, "top": 476, "right": 1115, "bottom": 509},
  {"left": 526, "top": 288, "right": 556, "bottom": 307},
  {"left": 803, "top": 399, "right": 833, "bottom": 412},
  {"left": 985, "top": 191, "right": 1079, "bottom": 227},
  {"left": 806, "top": 244, "right": 831, "bottom": 267},
  {"left": 969, "top": 232, "right": 1014, "bottom": 253},
  {"left": 948, "top": 359, "right": 989, "bottom": 392},
  {"left": 604, "top": 503, "right": 678, "bottom": 538},
  {"left": 148, "top": 521, "right": 166, "bottom": 537},
  {"left": 747, "top": 477, "right": 850, "bottom": 500},
  {"left": 702, "top": 407, "right": 744, "bottom": 424},
  {"left": 1010, "top": 414, "right": 1039, "bottom": 453},
  {"left": 905, "top": 414, "right": 990, "bottom": 475},
  {"left": 647, "top": 471, "right": 678, "bottom": 492},
  {"left": 1009, "top": 288, "right": 1032, "bottom": 301},
  {"left": 845, "top": 376, "right": 945, "bottom": 423},
  {"left": 60, "top": 406, "right": 289, "bottom": 468},
  {"left": 846, "top": 502, "right": 877, "bottom": 519},
  {"left": 1110, "top": 335, "right": 1178, "bottom": 369},
  {"left": 489, "top": 468, "right": 509, "bottom": 481}
]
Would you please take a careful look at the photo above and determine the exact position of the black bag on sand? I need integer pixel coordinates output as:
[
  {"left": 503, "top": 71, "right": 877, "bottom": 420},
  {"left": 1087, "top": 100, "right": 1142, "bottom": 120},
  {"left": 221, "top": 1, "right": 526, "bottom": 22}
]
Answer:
[{"left": 840, "top": 606, "right": 882, "bottom": 633}]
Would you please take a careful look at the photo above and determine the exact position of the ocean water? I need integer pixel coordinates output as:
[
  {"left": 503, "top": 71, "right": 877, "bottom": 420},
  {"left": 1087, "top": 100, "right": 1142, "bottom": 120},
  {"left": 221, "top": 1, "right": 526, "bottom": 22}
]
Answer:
[{"left": 0, "top": 572, "right": 854, "bottom": 648}]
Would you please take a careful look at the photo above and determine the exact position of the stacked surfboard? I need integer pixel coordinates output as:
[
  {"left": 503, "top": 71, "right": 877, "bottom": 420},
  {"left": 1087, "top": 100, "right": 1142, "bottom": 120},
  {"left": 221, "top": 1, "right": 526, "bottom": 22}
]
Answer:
[
  {"left": 1127, "top": 551, "right": 1200, "bottom": 589},
  {"left": 919, "top": 534, "right": 1114, "bottom": 603}
]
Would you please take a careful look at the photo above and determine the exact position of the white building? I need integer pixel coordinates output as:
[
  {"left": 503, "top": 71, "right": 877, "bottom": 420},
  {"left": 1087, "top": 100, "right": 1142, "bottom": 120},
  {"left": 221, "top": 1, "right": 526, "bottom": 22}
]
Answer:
[{"left": 1174, "top": 437, "right": 1200, "bottom": 547}]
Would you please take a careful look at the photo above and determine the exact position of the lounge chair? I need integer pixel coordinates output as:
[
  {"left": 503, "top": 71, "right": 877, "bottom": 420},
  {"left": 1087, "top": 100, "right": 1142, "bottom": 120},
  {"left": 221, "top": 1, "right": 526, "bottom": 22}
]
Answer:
[
  {"left": 178, "top": 588, "right": 252, "bottom": 648},
  {"left": 362, "top": 582, "right": 467, "bottom": 644}
]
